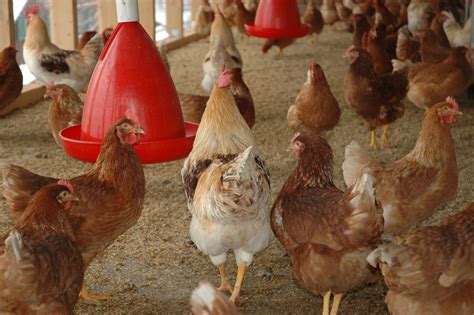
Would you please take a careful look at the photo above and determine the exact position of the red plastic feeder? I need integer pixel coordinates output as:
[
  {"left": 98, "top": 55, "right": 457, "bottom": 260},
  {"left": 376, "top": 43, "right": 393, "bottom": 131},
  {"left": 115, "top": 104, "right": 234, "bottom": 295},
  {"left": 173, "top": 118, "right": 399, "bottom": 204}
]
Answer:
[
  {"left": 60, "top": 0, "right": 197, "bottom": 164},
  {"left": 245, "top": 0, "right": 309, "bottom": 38}
]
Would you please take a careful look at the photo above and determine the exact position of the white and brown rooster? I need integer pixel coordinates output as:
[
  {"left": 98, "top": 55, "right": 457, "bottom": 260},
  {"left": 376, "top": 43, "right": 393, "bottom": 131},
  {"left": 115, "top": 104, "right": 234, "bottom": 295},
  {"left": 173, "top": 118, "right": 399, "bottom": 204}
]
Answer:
[
  {"left": 182, "top": 67, "right": 271, "bottom": 304},
  {"left": 23, "top": 9, "right": 107, "bottom": 93}
]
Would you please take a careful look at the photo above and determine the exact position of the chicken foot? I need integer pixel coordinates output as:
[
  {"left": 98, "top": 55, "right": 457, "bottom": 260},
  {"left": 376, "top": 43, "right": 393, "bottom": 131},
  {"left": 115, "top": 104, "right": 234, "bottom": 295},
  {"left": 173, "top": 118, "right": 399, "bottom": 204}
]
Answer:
[
  {"left": 229, "top": 263, "right": 248, "bottom": 305},
  {"left": 369, "top": 130, "right": 378, "bottom": 150},
  {"left": 218, "top": 264, "right": 233, "bottom": 294},
  {"left": 322, "top": 292, "right": 343, "bottom": 315},
  {"left": 80, "top": 284, "right": 111, "bottom": 301}
]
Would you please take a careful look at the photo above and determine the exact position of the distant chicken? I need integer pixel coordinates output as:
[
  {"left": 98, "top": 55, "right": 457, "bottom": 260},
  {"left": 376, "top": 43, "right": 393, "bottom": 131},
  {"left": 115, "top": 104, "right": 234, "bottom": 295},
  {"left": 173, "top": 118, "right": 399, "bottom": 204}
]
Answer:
[
  {"left": 202, "top": 9, "right": 243, "bottom": 92},
  {"left": 418, "top": 28, "right": 452, "bottom": 63},
  {"left": 233, "top": 0, "right": 256, "bottom": 38},
  {"left": 430, "top": 13, "right": 451, "bottom": 48},
  {"left": 1, "top": 117, "right": 146, "bottom": 302},
  {"left": 395, "top": 26, "right": 421, "bottom": 62},
  {"left": 287, "top": 62, "right": 340, "bottom": 134},
  {"left": 179, "top": 67, "right": 255, "bottom": 128},
  {"left": 0, "top": 181, "right": 83, "bottom": 314},
  {"left": 192, "top": 0, "right": 215, "bottom": 35},
  {"left": 373, "top": 0, "right": 397, "bottom": 31},
  {"left": 44, "top": 83, "right": 83, "bottom": 147},
  {"left": 272, "top": 134, "right": 382, "bottom": 315},
  {"left": 343, "top": 97, "right": 461, "bottom": 235},
  {"left": 344, "top": 47, "right": 407, "bottom": 149},
  {"left": 0, "top": 47, "right": 23, "bottom": 111},
  {"left": 407, "top": 0, "right": 433, "bottom": 34},
  {"left": 393, "top": 46, "right": 472, "bottom": 109},
  {"left": 261, "top": 38, "right": 296, "bottom": 56},
  {"left": 352, "top": 14, "right": 370, "bottom": 48},
  {"left": 321, "top": 0, "right": 339, "bottom": 25},
  {"left": 304, "top": 0, "right": 324, "bottom": 40},
  {"left": 335, "top": 2, "right": 353, "bottom": 32},
  {"left": 182, "top": 68, "right": 272, "bottom": 304},
  {"left": 367, "top": 202, "right": 474, "bottom": 315},
  {"left": 23, "top": 11, "right": 106, "bottom": 92},
  {"left": 441, "top": 10, "right": 471, "bottom": 47},
  {"left": 190, "top": 281, "right": 241, "bottom": 315}
]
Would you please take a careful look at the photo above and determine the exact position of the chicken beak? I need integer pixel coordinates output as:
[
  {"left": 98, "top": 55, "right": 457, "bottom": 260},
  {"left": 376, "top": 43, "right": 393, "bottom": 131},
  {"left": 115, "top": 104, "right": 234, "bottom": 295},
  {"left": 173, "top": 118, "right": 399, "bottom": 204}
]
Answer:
[
  {"left": 135, "top": 126, "right": 145, "bottom": 135},
  {"left": 456, "top": 110, "right": 463, "bottom": 116}
]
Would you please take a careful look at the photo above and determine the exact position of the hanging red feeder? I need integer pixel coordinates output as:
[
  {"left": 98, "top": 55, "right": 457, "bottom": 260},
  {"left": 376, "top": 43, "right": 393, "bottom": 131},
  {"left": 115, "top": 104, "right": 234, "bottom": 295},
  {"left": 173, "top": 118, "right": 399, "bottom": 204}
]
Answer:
[
  {"left": 60, "top": 0, "right": 197, "bottom": 164},
  {"left": 245, "top": 0, "right": 309, "bottom": 38}
]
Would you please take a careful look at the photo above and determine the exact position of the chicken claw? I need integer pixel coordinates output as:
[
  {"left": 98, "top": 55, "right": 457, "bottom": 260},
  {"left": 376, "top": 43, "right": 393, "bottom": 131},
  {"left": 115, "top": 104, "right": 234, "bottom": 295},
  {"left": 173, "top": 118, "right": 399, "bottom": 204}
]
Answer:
[
  {"left": 369, "top": 130, "right": 378, "bottom": 150},
  {"left": 218, "top": 264, "right": 233, "bottom": 294},
  {"left": 230, "top": 263, "right": 248, "bottom": 304},
  {"left": 80, "top": 285, "right": 111, "bottom": 302}
]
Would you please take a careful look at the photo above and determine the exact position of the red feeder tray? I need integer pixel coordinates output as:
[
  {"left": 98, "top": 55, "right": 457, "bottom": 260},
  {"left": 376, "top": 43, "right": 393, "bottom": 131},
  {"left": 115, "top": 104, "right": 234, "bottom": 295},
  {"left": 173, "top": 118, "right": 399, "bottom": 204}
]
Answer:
[
  {"left": 245, "top": 0, "right": 309, "bottom": 38},
  {"left": 60, "top": 0, "right": 197, "bottom": 164}
]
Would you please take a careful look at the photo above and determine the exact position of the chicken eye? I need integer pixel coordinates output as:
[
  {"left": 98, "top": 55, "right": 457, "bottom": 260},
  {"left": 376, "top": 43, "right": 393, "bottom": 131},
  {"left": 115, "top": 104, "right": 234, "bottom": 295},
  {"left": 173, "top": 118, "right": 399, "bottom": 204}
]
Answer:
[{"left": 122, "top": 123, "right": 130, "bottom": 128}]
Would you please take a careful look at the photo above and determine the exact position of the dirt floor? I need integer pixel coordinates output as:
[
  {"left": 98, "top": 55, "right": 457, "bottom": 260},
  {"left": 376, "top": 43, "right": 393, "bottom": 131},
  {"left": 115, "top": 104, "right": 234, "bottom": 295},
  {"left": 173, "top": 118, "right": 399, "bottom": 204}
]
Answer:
[{"left": 1, "top": 24, "right": 473, "bottom": 314}]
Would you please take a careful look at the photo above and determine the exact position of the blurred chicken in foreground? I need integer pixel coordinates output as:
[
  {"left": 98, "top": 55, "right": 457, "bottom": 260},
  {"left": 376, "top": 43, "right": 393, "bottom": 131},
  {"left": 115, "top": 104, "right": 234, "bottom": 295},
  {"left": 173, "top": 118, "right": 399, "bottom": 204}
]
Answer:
[
  {"left": 368, "top": 202, "right": 474, "bottom": 315},
  {"left": 1, "top": 117, "right": 146, "bottom": 302},
  {"left": 23, "top": 9, "right": 107, "bottom": 92},
  {"left": 272, "top": 134, "right": 383, "bottom": 315},
  {"left": 287, "top": 62, "right": 340, "bottom": 134},
  {"left": 0, "top": 181, "right": 83, "bottom": 314},
  {"left": 343, "top": 97, "right": 461, "bottom": 236},
  {"left": 182, "top": 68, "right": 272, "bottom": 304},
  {"left": 44, "top": 83, "right": 83, "bottom": 147},
  {"left": 191, "top": 281, "right": 241, "bottom": 315},
  {"left": 0, "top": 47, "right": 23, "bottom": 112},
  {"left": 202, "top": 8, "right": 243, "bottom": 92}
]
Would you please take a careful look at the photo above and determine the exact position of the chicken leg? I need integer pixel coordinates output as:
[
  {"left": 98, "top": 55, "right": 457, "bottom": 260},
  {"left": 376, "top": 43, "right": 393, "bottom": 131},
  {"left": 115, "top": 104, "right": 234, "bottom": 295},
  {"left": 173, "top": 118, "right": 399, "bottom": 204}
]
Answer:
[
  {"left": 322, "top": 291, "right": 331, "bottom": 315},
  {"left": 230, "top": 263, "right": 247, "bottom": 304},
  {"left": 80, "top": 284, "right": 111, "bottom": 301},
  {"left": 381, "top": 124, "right": 390, "bottom": 147},
  {"left": 330, "top": 293, "right": 343, "bottom": 315},
  {"left": 369, "top": 130, "right": 378, "bottom": 150},
  {"left": 218, "top": 264, "right": 233, "bottom": 293}
]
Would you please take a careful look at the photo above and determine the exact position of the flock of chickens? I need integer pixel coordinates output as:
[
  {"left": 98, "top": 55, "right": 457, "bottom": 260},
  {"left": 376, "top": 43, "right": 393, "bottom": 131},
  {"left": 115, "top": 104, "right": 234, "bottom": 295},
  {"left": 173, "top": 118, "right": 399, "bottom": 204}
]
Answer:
[{"left": 0, "top": 0, "right": 473, "bottom": 314}]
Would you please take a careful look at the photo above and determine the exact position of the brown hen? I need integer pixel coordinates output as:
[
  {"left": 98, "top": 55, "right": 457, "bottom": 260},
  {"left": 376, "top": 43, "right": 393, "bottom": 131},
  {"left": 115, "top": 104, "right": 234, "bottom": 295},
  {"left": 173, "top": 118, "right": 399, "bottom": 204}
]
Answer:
[
  {"left": 304, "top": 0, "right": 324, "bottom": 39},
  {"left": 287, "top": 62, "right": 340, "bottom": 134},
  {"left": 0, "top": 182, "right": 83, "bottom": 314},
  {"left": 0, "top": 47, "right": 23, "bottom": 112},
  {"left": 343, "top": 98, "right": 461, "bottom": 235},
  {"left": 272, "top": 134, "right": 383, "bottom": 315},
  {"left": 344, "top": 47, "right": 407, "bottom": 149},
  {"left": 368, "top": 202, "right": 474, "bottom": 315},
  {"left": 44, "top": 83, "right": 83, "bottom": 147},
  {"left": 233, "top": 0, "right": 255, "bottom": 38},
  {"left": 1, "top": 118, "right": 145, "bottom": 302}
]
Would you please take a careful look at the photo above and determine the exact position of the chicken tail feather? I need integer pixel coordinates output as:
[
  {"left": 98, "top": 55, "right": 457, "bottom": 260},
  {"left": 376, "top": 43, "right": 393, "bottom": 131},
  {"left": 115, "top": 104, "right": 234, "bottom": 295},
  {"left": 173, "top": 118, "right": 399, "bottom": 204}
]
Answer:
[
  {"left": 190, "top": 281, "right": 240, "bottom": 315},
  {"left": 0, "top": 163, "right": 57, "bottom": 219},
  {"left": 342, "top": 141, "right": 379, "bottom": 187}
]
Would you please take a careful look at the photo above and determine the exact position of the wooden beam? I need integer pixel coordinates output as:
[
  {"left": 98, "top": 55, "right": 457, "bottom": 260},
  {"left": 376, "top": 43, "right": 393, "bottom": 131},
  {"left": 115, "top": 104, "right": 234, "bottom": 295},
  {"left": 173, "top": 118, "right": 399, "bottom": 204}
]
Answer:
[
  {"left": 166, "top": 0, "right": 183, "bottom": 39},
  {"left": 0, "top": 82, "right": 45, "bottom": 117},
  {"left": 162, "top": 32, "right": 205, "bottom": 51},
  {"left": 0, "top": 0, "right": 15, "bottom": 48},
  {"left": 138, "top": 0, "right": 156, "bottom": 41},
  {"left": 98, "top": 0, "right": 118, "bottom": 31},
  {"left": 50, "top": 0, "right": 78, "bottom": 50}
]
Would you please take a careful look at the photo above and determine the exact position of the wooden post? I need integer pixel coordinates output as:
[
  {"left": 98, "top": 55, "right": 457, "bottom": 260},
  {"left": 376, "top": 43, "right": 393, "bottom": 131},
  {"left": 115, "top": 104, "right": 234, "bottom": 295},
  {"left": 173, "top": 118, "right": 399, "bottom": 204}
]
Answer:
[
  {"left": 138, "top": 0, "right": 156, "bottom": 41},
  {"left": 50, "top": 0, "right": 78, "bottom": 50},
  {"left": 98, "top": 0, "right": 118, "bottom": 31},
  {"left": 166, "top": 0, "right": 183, "bottom": 39},
  {"left": 0, "top": 0, "right": 15, "bottom": 48}
]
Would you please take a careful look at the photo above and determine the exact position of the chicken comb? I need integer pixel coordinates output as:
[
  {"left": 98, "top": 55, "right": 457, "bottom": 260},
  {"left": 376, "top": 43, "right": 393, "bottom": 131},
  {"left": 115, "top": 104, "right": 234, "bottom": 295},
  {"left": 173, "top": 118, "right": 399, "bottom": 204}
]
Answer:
[
  {"left": 445, "top": 96, "right": 458, "bottom": 110},
  {"left": 216, "top": 65, "right": 233, "bottom": 88},
  {"left": 58, "top": 179, "right": 73, "bottom": 193},
  {"left": 26, "top": 6, "right": 40, "bottom": 16},
  {"left": 125, "top": 108, "right": 139, "bottom": 123}
]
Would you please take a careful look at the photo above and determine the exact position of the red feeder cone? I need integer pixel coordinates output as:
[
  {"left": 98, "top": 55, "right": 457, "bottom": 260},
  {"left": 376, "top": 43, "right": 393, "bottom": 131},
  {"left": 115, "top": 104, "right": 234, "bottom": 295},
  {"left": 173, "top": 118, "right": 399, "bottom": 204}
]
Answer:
[
  {"left": 245, "top": 0, "right": 309, "bottom": 38},
  {"left": 60, "top": 0, "right": 197, "bottom": 164}
]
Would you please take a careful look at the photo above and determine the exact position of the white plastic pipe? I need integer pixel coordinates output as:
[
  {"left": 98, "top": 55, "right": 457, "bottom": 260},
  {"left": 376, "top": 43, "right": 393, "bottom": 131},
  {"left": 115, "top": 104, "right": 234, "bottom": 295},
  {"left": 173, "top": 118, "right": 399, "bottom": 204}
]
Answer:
[{"left": 116, "top": 0, "right": 139, "bottom": 23}]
